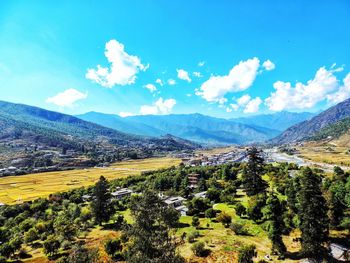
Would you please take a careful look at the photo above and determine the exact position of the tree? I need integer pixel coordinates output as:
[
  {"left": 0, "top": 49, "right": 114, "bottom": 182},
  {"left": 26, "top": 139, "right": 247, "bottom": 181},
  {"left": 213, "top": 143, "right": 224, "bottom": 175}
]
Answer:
[
  {"left": 192, "top": 216, "right": 200, "bottom": 228},
  {"left": 126, "top": 190, "right": 184, "bottom": 263},
  {"left": 328, "top": 180, "right": 346, "bottom": 227},
  {"left": 204, "top": 208, "right": 217, "bottom": 219},
  {"left": 206, "top": 188, "right": 221, "bottom": 203},
  {"left": 43, "top": 235, "right": 60, "bottom": 258},
  {"left": 91, "top": 176, "right": 113, "bottom": 225},
  {"left": 265, "top": 193, "right": 286, "bottom": 257},
  {"left": 216, "top": 212, "right": 232, "bottom": 228},
  {"left": 104, "top": 238, "right": 122, "bottom": 258},
  {"left": 234, "top": 203, "right": 246, "bottom": 217},
  {"left": 191, "top": 241, "right": 207, "bottom": 257},
  {"left": 59, "top": 244, "right": 100, "bottom": 263},
  {"left": 242, "top": 147, "right": 267, "bottom": 196},
  {"left": 24, "top": 228, "right": 39, "bottom": 244},
  {"left": 297, "top": 167, "right": 329, "bottom": 258},
  {"left": 238, "top": 244, "right": 256, "bottom": 263}
]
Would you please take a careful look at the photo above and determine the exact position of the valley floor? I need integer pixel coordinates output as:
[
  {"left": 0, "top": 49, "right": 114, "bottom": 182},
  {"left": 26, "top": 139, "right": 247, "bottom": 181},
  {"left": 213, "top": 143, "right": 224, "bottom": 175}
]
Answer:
[{"left": 0, "top": 157, "right": 181, "bottom": 204}]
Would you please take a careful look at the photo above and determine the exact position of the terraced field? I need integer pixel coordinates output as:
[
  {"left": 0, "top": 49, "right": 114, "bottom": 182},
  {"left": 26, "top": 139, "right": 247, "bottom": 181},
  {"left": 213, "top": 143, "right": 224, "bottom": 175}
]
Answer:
[{"left": 0, "top": 157, "right": 181, "bottom": 204}]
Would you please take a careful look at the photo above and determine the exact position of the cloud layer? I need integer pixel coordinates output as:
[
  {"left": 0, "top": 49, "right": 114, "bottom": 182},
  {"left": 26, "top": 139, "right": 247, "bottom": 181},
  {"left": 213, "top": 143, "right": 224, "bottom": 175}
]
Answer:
[
  {"left": 86, "top": 39, "right": 148, "bottom": 87},
  {"left": 265, "top": 66, "right": 350, "bottom": 111},
  {"left": 46, "top": 89, "right": 87, "bottom": 107}
]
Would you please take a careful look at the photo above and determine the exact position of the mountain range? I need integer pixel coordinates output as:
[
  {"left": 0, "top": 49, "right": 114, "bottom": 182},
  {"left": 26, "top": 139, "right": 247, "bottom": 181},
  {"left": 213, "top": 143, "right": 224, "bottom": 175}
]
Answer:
[
  {"left": 0, "top": 100, "right": 198, "bottom": 156},
  {"left": 270, "top": 98, "right": 350, "bottom": 145},
  {"left": 77, "top": 111, "right": 315, "bottom": 145}
]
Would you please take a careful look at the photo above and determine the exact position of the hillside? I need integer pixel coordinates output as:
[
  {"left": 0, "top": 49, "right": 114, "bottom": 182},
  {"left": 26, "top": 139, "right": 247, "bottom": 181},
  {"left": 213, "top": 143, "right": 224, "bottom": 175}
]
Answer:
[
  {"left": 233, "top": 111, "right": 315, "bottom": 131},
  {"left": 77, "top": 112, "right": 280, "bottom": 145},
  {"left": 0, "top": 101, "right": 197, "bottom": 174},
  {"left": 270, "top": 98, "right": 350, "bottom": 144},
  {"left": 309, "top": 116, "right": 350, "bottom": 142}
]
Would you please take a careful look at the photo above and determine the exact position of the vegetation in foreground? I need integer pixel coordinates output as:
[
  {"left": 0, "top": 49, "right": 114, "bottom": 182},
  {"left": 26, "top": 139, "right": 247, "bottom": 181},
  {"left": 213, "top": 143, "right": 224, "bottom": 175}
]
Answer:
[{"left": 0, "top": 148, "right": 349, "bottom": 262}]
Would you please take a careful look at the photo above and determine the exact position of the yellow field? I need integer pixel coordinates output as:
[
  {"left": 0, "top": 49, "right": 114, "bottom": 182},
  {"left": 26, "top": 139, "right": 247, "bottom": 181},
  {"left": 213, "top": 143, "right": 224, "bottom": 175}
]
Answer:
[
  {"left": 0, "top": 157, "right": 181, "bottom": 204},
  {"left": 297, "top": 144, "right": 350, "bottom": 167},
  {"left": 197, "top": 146, "right": 238, "bottom": 156}
]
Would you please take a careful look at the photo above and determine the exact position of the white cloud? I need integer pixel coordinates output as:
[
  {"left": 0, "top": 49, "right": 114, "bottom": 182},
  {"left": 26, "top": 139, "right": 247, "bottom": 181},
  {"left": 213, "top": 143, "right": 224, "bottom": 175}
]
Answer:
[
  {"left": 46, "top": 88, "right": 87, "bottom": 107},
  {"left": 156, "top": 78, "right": 163, "bottom": 86},
  {"left": 196, "top": 57, "right": 260, "bottom": 103},
  {"left": 230, "top": 103, "right": 239, "bottom": 111},
  {"left": 167, "top": 79, "right": 176, "bottom": 85},
  {"left": 86, "top": 39, "right": 148, "bottom": 88},
  {"left": 140, "top": 98, "right": 176, "bottom": 115},
  {"left": 265, "top": 66, "right": 344, "bottom": 111},
  {"left": 177, "top": 69, "right": 191, "bottom": 82},
  {"left": 198, "top": 61, "right": 205, "bottom": 67},
  {"left": 144, "top": 83, "right": 157, "bottom": 93},
  {"left": 226, "top": 107, "right": 232, "bottom": 113},
  {"left": 326, "top": 73, "right": 350, "bottom": 104},
  {"left": 119, "top": 112, "right": 134, "bottom": 117},
  {"left": 193, "top": 71, "right": 202, "bottom": 78},
  {"left": 237, "top": 94, "right": 251, "bottom": 106},
  {"left": 244, "top": 97, "right": 262, "bottom": 113},
  {"left": 262, "top": 59, "right": 275, "bottom": 71}
]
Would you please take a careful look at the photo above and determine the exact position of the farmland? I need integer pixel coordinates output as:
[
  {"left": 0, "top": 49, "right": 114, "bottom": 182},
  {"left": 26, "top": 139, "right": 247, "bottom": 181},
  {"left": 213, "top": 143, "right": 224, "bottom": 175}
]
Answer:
[
  {"left": 0, "top": 157, "right": 181, "bottom": 204},
  {"left": 297, "top": 143, "right": 350, "bottom": 167}
]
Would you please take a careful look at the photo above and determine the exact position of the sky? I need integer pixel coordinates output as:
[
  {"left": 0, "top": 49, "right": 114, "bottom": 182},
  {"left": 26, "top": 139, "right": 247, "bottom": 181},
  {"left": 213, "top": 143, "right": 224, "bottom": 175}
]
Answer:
[{"left": 0, "top": 0, "right": 349, "bottom": 118}]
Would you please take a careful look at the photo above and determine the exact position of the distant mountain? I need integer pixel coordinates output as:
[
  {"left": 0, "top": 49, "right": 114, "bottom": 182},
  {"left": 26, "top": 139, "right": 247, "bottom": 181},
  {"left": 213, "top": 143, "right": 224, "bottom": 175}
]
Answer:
[
  {"left": 232, "top": 111, "right": 315, "bottom": 131},
  {"left": 270, "top": 98, "right": 350, "bottom": 144},
  {"left": 77, "top": 112, "right": 281, "bottom": 145},
  {"left": 0, "top": 101, "right": 198, "bottom": 157}
]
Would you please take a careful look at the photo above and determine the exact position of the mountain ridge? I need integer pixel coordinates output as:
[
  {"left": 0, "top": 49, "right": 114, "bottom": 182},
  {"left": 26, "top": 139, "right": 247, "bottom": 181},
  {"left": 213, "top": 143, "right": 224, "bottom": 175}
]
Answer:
[
  {"left": 77, "top": 112, "right": 282, "bottom": 145},
  {"left": 270, "top": 98, "right": 350, "bottom": 144}
]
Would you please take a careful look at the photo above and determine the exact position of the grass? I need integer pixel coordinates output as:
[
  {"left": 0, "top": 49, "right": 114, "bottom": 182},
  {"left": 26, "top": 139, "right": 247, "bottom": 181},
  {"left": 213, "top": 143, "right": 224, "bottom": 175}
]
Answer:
[
  {"left": 175, "top": 202, "right": 306, "bottom": 262},
  {"left": 0, "top": 157, "right": 181, "bottom": 204}
]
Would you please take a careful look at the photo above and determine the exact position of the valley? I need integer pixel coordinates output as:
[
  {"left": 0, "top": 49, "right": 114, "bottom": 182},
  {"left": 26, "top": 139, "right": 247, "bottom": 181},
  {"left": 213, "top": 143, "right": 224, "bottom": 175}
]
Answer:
[{"left": 0, "top": 157, "right": 181, "bottom": 204}]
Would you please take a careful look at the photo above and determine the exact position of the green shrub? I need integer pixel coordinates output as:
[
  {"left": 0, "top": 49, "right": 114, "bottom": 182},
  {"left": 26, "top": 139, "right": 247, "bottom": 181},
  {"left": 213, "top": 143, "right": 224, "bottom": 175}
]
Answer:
[
  {"left": 191, "top": 241, "right": 207, "bottom": 257},
  {"left": 234, "top": 203, "right": 246, "bottom": 217},
  {"left": 230, "top": 222, "right": 250, "bottom": 235},
  {"left": 238, "top": 244, "right": 256, "bottom": 263},
  {"left": 204, "top": 208, "right": 217, "bottom": 219},
  {"left": 187, "top": 231, "right": 200, "bottom": 243},
  {"left": 216, "top": 212, "right": 232, "bottom": 228}
]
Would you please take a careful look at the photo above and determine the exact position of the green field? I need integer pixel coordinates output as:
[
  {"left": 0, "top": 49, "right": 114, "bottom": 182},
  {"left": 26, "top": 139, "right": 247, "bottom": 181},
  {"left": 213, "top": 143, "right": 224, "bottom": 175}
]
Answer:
[{"left": 0, "top": 157, "right": 181, "bottom": 204}]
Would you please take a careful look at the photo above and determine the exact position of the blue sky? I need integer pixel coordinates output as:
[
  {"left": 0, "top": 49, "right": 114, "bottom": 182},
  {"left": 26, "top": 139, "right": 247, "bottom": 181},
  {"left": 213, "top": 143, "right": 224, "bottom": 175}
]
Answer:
[{"left": 0, "top": 0, "right": 349, "bottom": 118}]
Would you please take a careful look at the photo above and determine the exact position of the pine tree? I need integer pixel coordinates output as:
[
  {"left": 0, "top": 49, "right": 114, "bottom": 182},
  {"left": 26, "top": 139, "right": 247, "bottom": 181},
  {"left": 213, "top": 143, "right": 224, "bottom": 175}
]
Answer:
[
  {"left": 297, "top": 167, "right": 329, "bottom": 258},
  {"left": 266, "top": 193, "right": 286, "bottom": 257},
  {"left": 126, "top": 190, "right": 184, "bottom": 263},
  {"left": 242, "top": 147, "right": 267, "bottom": 196},
  {"left": 91, "top": 176, "right": 113, "bottom": 226}
]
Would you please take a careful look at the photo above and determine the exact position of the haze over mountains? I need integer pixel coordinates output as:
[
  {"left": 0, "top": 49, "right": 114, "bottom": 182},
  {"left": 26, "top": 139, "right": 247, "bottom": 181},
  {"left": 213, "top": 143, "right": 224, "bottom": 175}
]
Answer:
[
  {"left": 77, "top": 111, "right": 315, "bottom": 145},
  {"left": 3, "top": 98, "right": 350, "bottom": 150}
]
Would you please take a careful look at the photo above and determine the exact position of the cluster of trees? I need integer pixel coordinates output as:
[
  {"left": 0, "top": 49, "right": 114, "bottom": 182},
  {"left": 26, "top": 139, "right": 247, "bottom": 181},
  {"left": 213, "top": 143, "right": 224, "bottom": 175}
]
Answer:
[
  {"left": 240, "top": 147, "right": 350, "bottom": 260},
  {"left": 1, "top": 147, "right": 350, "bottom": 262}
]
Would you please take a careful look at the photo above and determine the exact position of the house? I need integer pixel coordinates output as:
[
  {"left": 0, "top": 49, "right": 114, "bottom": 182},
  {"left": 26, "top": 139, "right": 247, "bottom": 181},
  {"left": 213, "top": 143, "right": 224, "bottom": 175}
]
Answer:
[
  {"left": 163, "top": 196, "right": 188, "bottom": 216},
  {"left": 82, "top": 194, "right": 92, "bottom": 201},
  {"left": 111, "top": 188, "right": 133, "bottom": 199},
  {"left": 188, "top": 173, "right": 199, "bottom": 188},
  {"left": 330, "top": 243, "right": 350, "bottom": 261},
  {"left": 194, "top": 191, "right": 207, "bottom": 199}
]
